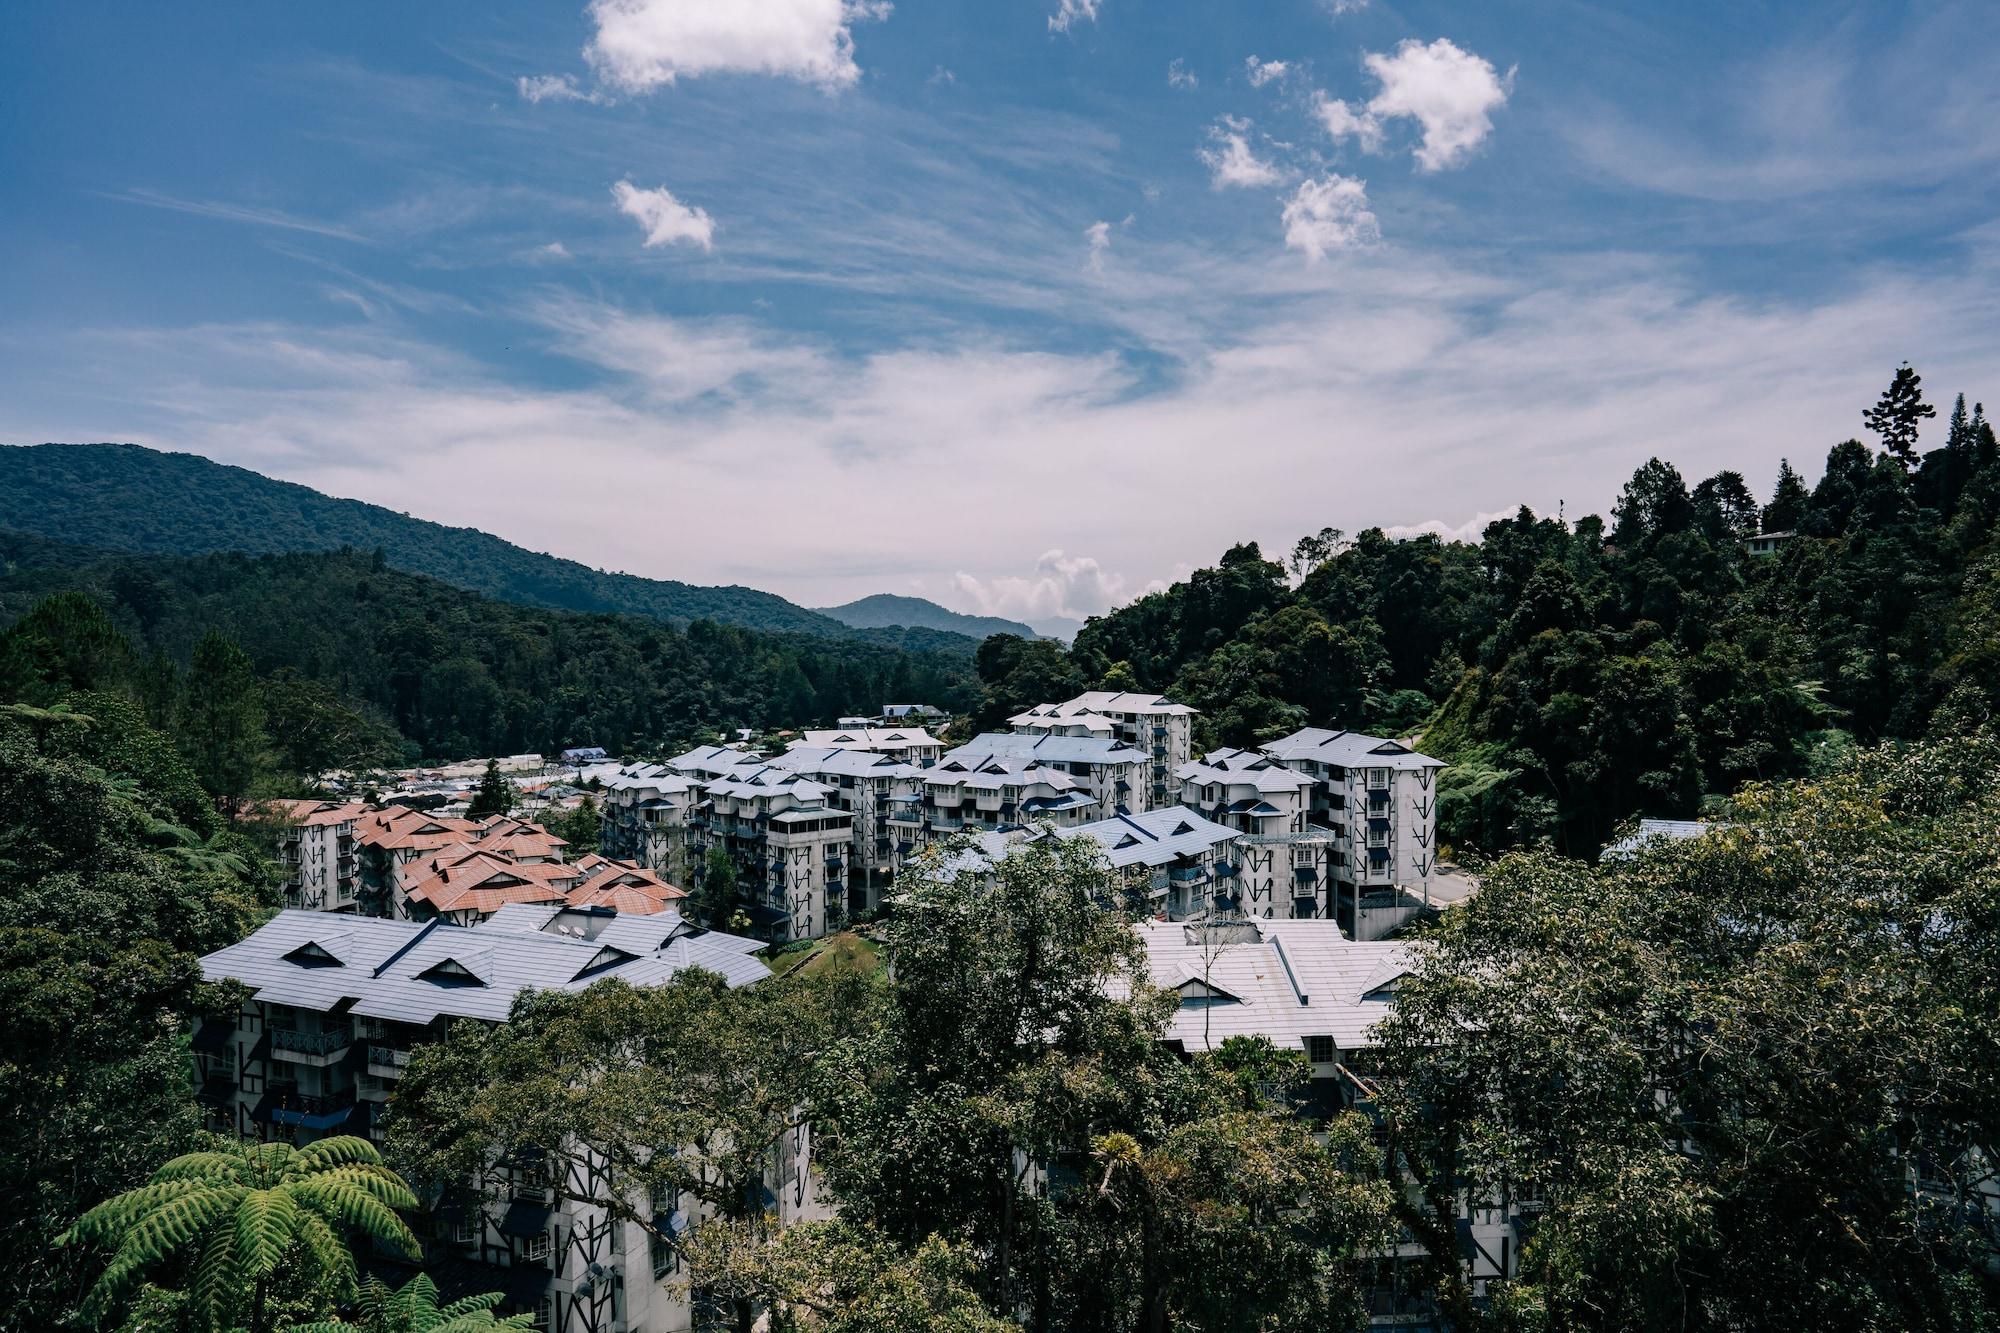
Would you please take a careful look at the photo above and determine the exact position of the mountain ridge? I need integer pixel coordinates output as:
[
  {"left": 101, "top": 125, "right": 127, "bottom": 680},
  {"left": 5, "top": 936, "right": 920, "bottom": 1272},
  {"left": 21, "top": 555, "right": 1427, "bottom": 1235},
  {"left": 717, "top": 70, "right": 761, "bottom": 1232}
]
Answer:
[
  {"left": 815, "top": 593, "right": 1039, "bottom": 641},
  {"left": 0, "top": 442, "right": 954, "bottom": 644}
]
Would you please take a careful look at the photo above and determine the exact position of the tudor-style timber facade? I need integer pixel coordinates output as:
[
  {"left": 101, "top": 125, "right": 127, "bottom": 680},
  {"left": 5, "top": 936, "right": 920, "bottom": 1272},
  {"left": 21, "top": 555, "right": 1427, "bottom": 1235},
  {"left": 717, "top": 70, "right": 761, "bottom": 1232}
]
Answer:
[{"left": 194, "top": 906, "right": 775, "bottom": 1333}]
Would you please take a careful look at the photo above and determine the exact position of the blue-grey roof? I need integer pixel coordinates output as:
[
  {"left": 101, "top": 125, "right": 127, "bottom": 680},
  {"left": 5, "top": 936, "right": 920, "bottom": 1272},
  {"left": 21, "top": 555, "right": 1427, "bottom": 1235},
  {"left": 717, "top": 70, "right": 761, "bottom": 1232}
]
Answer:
[
  {"left": 200, "top": 908, "right": 769, "bottom": 1025},
  {"left": 1058, "top": 805, "right": 1238, "bottom": 869},
  {"left": 1259, "top": 728, "right": 1443, "bottom": 770},
  {"left": 1601, "top": 818, "right": 1719, "bottom": 861},
  {"left": 949, "top": 732, "right": 1150, "bottom": 766}
]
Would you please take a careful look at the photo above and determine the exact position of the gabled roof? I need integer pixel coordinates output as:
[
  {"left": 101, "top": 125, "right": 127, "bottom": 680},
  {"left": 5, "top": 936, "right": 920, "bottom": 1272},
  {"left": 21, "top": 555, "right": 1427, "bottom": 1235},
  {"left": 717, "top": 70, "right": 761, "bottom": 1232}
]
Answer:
[
  {"left": 1259, "top": 728, "right": 1444, "bottom": 771},
  {"left": 948, "top": 732, "right": 1151, "bottom": 767},
  {"left": 1131, "top": 919, "right": 1412, "bottom": 1053},
  {"left": 1176, "top": 751, "right": 1314, "bottom": 793},
  {"left": 1058, "top": 805, "right": 1239, "bottom": 869},
  {"left": 201, "top": 908, "right": 770, "bottom": 1025}
]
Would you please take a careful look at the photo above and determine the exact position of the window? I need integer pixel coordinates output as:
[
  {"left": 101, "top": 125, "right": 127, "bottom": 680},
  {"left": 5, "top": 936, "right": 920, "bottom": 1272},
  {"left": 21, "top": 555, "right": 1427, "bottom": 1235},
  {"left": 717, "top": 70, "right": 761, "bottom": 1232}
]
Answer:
[
  {"left": 522, "top": 1230, "right": 551, "bottom": 1263},
  {"left": 1306, "top": 1035, "right": 1336, "bottom": 1064}
]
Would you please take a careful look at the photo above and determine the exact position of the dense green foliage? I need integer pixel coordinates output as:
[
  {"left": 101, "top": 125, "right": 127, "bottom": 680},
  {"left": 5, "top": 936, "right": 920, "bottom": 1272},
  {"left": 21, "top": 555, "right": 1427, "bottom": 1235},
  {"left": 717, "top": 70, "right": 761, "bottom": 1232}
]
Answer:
[
  {"left": 0, "top": 444, "right": 921, "bottom": 640},
  {"left": 60, "top": 1136, "right": 420, "bottom": 1333},
  {"left": 965, "top": 370, "right": 2000, "bottom": 855},
  {"left": 0, "top": 544, "right": 980, "bottom": 766},
  {"left": 1373, "top": 735, "right": 2000, "bottom": 1330},
  {"left": 0, "top": 692, "right": 279, "bottom": 1332}
]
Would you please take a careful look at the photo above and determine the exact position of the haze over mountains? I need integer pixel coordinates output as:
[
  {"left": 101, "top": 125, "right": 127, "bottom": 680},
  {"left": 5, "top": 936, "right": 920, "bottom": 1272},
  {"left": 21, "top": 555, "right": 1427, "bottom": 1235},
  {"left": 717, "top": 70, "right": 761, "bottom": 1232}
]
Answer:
[{"left": 0, "top": 443, "right": 1033, "bottom": 645}]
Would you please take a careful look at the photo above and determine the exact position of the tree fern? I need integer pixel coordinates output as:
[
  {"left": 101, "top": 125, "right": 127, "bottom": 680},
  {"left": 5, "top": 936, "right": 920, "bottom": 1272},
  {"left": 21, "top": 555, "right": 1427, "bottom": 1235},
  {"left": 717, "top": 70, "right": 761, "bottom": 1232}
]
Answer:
[
  {"left": 60, "top": 1135, "right": 420, "bottom": 1332},
  {"left": 281, "top": 1273, "right": 534, "bottom": 1333}
]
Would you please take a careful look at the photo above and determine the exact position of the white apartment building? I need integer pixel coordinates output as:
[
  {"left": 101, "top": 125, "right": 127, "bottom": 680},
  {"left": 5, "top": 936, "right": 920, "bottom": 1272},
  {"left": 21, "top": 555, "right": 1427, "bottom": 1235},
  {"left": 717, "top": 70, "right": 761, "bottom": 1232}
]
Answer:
[
  {"left": 1057, "top": 806, "right": 1240, "bottom": 920},
  {"left": 764, "top": 746, "right": 923, "bottom": 916},
  {"left": 945, "top": 732, "right": 1151, "bottom": 816},
  {"left": 599, "top": 763, "right": 702, "bottom": 884},
  {"left": 271, "top": 800, "right": 366, "bottom": 912},
  {"left": 792, "top": 727, "right": 945, "bottom": 766},
  {"left": 1176, "top": 749, "right": 1339, "bottom": 921},
  {"left": 1259, "top": 729, "right": 1446, "bottom": 941},
  {"left": 893, "top": 753, "right": 1100, "bottom": 862},
  {"left": 685, "top": 765, "right": 853, "bottom": 943},
  {"left": 194, "top": 905, "right": 772, "bottom": 1333},
  {"left": 1011, "top": 691, "right": 1196, "bottom": 811}
]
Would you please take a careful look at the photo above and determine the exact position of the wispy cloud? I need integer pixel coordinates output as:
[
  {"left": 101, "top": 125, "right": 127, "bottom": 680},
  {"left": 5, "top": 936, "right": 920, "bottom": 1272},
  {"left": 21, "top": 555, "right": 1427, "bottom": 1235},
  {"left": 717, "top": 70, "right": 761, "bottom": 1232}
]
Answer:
[
  {"left": 1281, "top": 175, "right": 1379, "bottom": 258},
  {"left": 611, "top": 180, "right": 716, "bottom": 251},
  {"left": 1049, "top": 0, "right": 1100, "bottom": 35},
  {"left": 105, "top": 188, "right": 367, "bottom": 243},
  {"left": 1199, "top": 117, "right": 1287, "bottom": 189}
]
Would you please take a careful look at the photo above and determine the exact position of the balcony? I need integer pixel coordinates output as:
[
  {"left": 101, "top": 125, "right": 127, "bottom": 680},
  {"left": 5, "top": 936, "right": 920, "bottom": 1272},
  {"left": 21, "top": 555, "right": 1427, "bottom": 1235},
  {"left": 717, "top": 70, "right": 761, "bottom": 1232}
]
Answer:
[
  {"left": 366, "top": 1044, "right": 413, "bottom": 1078},
  {"left": 262, "top": 1084, "right": 358, "bottom": 1131},
  {"left": 1167, "top": 865, "right": 1208, "bottom": 884},
  {"left": 271, "top": 1027, "right": 353, "bottom": 1065}
]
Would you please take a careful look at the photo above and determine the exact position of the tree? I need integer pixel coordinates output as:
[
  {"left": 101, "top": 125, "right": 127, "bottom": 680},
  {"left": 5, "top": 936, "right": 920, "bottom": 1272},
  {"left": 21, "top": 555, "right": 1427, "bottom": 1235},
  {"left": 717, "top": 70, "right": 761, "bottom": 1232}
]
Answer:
[
  {"left": 1372, "top": 737, "right": 2000, "bottom": 1330},
  {"left": 260, "top": 672, "right": 400, "bottom": 781},
  {"left": 60, "top": 1136, "right": 420, "bottom": 1333},
  {"left": 283, "top": 1274, "right": 531, "bottom": 1333},
  {"left": 540, "top": 793, "right": 601, "bottom": 856},
  {"left": 465, "top": 759, "right": 514, "bottom": 818},
  {"left": 387, "top": 972, "right": 872, "bottom": 1333},
  {"left": 1762, "top": 457, "right": 1810, "bottom": 533},
  {"left": 177, "top": 630, "right": 267, "bottom": 807},
  {"left": 689, "top": 843, "right": 743, "bottom": 929},
  {"left": 1862, "top": 361, "right": 1937, "bottom": 468}
]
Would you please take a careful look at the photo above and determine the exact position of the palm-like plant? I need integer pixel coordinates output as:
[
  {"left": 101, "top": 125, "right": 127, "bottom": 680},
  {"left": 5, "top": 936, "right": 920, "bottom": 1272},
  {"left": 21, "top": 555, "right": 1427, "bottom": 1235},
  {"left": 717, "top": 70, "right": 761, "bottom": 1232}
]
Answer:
[
  {"left": 285, "top": 1274, "right": 534, "bottom": 1333},
  {"left": 59, "top": 1136, "right": 421, "bottom": 1333}
]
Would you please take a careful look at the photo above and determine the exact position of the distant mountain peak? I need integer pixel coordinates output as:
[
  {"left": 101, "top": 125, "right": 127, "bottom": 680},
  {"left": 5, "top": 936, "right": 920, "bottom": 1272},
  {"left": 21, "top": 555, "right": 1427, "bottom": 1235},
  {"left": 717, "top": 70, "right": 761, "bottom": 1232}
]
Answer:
[{"left": 815, "top": 593, "right": 1039, "bottom": 641}]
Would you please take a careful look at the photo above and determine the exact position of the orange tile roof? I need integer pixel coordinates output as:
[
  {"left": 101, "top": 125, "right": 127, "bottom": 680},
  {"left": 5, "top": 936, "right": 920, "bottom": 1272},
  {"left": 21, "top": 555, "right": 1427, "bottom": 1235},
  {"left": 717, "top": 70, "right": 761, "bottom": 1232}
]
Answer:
[{"left": 403, "top": 852, "right": 582, "bottom": 916}]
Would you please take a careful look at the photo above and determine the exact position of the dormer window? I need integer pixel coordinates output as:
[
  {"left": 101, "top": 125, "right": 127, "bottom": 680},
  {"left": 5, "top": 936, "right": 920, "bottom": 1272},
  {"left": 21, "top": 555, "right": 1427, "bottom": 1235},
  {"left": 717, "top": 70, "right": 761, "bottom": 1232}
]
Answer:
[
  {"left": 417, "top": 957, "right": 488, "bottom": 988},
  {"left": 282, "top": 941, "right": 344, "bottom": 969}
]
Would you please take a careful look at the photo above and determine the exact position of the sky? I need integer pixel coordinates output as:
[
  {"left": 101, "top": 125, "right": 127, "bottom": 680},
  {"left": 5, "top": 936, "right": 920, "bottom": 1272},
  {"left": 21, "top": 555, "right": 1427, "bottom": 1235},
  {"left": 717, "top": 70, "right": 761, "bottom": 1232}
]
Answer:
[{"left": 4, "top": 1, "right": 2000, "bottom": 634}]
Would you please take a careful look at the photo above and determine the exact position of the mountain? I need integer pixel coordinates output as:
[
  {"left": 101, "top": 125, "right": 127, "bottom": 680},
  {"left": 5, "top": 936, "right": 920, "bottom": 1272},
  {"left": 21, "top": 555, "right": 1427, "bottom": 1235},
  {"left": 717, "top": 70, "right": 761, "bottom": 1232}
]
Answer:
[
  {"left": 0, "top": 536, "right": 981, "bottom": 762},
  {"left": 816, "top": 593, "right": 1038, "bottom": 641},
  {"left": 0, "top": 443, "right": 920, "bottom": 642}
]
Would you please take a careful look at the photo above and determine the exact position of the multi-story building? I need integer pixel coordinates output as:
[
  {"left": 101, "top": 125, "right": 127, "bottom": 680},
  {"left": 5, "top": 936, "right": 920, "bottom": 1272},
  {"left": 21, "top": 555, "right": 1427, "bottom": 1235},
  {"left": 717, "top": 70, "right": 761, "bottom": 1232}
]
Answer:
[
  {"left": 598, "top": 764, "right": 702, "bottom": 884},
  {"left": 566, "top": 856, "right": 688, "bottom": 915},
  {"left": 1174, "top": 749, "right": 1338, "bottom": 921},
  {"left": 792, "top": 727, "right": 945, "bottom": 766},
  {"left": 945, "top": 732, "right": 1151, "bottom": 816},
  {"left": 399, "top": 848, "right": 583, "bottom": 924},
  {"left": 194, "top": 905, "right": 770, "bottom": 1333},
  {"left": 1057, "top": 806, "right": 1240, "bottom": 919},
  {"left": 897, "top": 752, "right": 1100, "bottom": 862},
  {"left": 269, "top": 799, "right": 367, "bottom": 912},
  {"left": 764, "top": 746, "right": 922, "bottom": 916},
  {"left": 1258, "top": 729, "right": 1446, "bottom": 941},
  {"left": 686, "top": 766, "right": 853, "bottom": 943},
  {"left": 352, "top": 807, "right": 487, "bottom": 914},
  {"left": 1011, "top": 691, "right": 1196, "bottom": 810}
]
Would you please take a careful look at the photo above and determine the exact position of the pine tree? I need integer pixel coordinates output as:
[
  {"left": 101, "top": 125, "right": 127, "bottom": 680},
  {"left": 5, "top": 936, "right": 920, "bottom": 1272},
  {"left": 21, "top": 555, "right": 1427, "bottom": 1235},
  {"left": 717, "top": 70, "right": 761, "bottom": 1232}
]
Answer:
[
  {"left": 59, "top": 1136, "right": 419, "bottom": 1333},
  {"left": 1861, "top": 362, "right": 1936, "bottom": 468},
  {"left": 177, "top": 631, "right": 266, "bottom": 808},
  {"left": 465, "top": 759, "right": 515, "bottom": 818},
  {"left": 1763, "top": 458, "right": 1811, "bottom": 533}
]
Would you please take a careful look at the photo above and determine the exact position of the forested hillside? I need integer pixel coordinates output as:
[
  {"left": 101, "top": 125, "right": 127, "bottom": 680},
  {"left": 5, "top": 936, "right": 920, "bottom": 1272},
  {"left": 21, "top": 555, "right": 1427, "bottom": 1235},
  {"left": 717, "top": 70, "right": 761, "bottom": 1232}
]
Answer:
[
  {"left": 0, "top": 443, "right": 892, "bottom": 639},
  {"left": 0, "top": 542, "right": 980, "bottom": 771},
  {"left": 975, "top": 368, "right": 2000, "bottom": 856}
]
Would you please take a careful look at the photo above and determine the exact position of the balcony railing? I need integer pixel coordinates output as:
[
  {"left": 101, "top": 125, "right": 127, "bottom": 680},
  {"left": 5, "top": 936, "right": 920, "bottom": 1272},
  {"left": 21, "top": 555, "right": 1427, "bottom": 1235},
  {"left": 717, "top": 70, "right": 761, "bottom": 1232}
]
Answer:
[{"left": 272, "top": 1028, "right": 352, "bottom": 1057}]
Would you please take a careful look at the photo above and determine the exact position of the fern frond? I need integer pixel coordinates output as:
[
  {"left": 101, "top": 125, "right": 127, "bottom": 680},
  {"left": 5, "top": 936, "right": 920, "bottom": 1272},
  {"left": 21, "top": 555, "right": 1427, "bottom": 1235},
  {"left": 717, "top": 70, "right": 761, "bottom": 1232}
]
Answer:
[
  {"left": 150, "top": 1150, "right": 246, "bottom": 1184},
  {"left": 290, "top": 1178, "right": 419, "bottom": 1259},
  {"left": 290, "top": 1135, "right": 385, "bottom": 1177},
  {"left": 295, "top": 1207, "right": 358, "bottom": 1299},
  {"left": 191, "top": 1221, "right": 239, "bottom": 1333},
  {"left": 59, "top": 1179, "right": 211, "bottom": 1247},
  {"left": 317, "top": 1163, "right": 420, "bottom": 1212},
  {"left": 235, "top": 1187, "right": 303, "bottom": 1281}
]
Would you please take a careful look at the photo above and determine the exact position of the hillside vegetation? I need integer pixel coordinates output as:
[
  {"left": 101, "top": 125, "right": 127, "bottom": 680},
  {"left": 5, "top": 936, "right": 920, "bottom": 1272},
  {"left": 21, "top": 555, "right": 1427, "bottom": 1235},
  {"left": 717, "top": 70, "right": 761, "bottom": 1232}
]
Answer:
[
  {"left": 0, "top": 541, "right": 979, "bottom": 769},
  {"left": 969, "top": 369, "right": 2000, "bottom": 856},
  {"left": 0, "top": 443, "right": 921, "bottom": 641}
]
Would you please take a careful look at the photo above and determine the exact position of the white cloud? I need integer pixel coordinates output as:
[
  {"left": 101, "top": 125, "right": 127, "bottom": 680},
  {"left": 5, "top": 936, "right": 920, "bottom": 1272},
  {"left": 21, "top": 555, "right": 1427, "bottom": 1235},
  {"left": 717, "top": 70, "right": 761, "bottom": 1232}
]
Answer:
[
  {"left": 1281, "top": 175, "right": 1379, "bottom": 258},
  {"left": 1048, "top": 0, "right": 1100, "bottom": 34},
  {"left": 1320, "top": 0, "right": 1368, "bottom": 13},
  {"left": 1167, "top": 57, "right": 1197, "bottom": 90},
  {"left": 1382, "top": 508, "right": 1518, "bottom": 543},
  {"left": 536, "top": 241, "right": 572, "bottom": 260},
  {"left": 952, "top": 550, "right": 1164, "bottom": 624},
  {"left": 584, "top": 0, "right": 887, "bottom": 93},
  {"left": 611, "top": 180, "right": 716, "bottom": 251},
  {"left": 516, "top": 74, "right": 604, "bottom": 104},
  {"left": 1245, "top": 56, "right": 1289, "bottom": 87},
  {"left": 1084, "top": 220, "right": 1112, "bottom": 274},
  {"left": 1199, "top": 118, "right": 1286, "bottom": 189},
  {"left": 1320, "top": 38, "right": 1511, "bottom": 171},
  {"left": 1313, "top": 96, "right": 1385, "bottom": 154}
]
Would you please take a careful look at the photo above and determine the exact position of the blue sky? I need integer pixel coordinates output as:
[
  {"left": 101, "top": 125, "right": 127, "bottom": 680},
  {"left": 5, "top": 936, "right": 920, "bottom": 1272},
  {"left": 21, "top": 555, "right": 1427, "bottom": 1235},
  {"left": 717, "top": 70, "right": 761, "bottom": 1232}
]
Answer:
[{"left": 4, "top": 1, "right": 1999, "bottom": 631}]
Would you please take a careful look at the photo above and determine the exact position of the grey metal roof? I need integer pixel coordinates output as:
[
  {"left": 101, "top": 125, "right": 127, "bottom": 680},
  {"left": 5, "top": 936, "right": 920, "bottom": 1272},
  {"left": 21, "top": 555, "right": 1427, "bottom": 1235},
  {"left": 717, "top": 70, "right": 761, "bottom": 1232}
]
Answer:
[
  {"left": 766, "top": 746, "right": 920, "bottom": 779},
  {"left": 1176, "top": 753, "right": 1314, "bottom": 793},
  {"left": 1058, "top": 805, "right": 1238, "bottom": 869},
  {"left": 1132, "top": 919, "right": 1412, "bottom": 1053},
  {"left": 1259, "top": 728, "right": 1444, "bottom": 771},
  {"left": 200, "top": 908, "right": 770, "bottom": 1026},
  {"left": 1601, "top": 818, "right": 1718, "bottom": 861},
  {"left": 948, "top": 733, "right": 1150, "bottom": 766}
]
